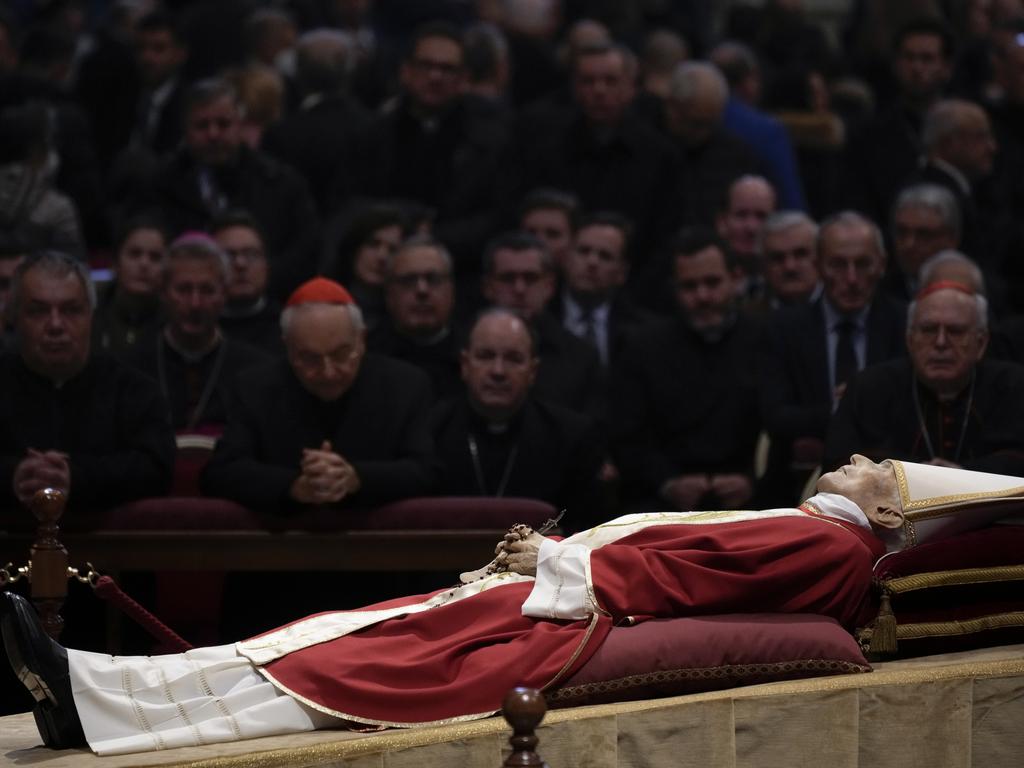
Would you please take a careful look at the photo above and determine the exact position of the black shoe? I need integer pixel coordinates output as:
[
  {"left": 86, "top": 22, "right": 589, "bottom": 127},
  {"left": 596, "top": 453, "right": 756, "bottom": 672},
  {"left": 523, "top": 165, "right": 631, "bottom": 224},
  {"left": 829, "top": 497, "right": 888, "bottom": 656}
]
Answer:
[{"left": 0, "top": 592, "right": 86, "bottom": 750}]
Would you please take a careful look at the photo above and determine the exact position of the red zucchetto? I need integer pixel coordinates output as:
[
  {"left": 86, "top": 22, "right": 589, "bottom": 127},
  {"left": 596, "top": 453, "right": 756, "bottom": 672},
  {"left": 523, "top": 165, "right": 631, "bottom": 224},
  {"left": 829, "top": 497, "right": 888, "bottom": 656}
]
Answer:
[
  {"left": 285, "top": 277, "right": 355, "bottom": 307},
  {"left": 915, "top": 280, "right": 975, "bottom": 300}
]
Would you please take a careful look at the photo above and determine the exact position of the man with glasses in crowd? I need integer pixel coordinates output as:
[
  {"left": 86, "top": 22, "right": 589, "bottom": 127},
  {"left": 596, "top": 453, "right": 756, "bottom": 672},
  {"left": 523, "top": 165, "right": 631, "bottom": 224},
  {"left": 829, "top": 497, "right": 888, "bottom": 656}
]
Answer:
[
  {"left": 368, "top": 235, "right": 462, "bottom": 400},
  {"left": 480, "top": 231, "right": 604, "bottom": 421},
  {"left": 201, "top": 276, "right": 436, "bottom": 515},
  {"left": 825, "top": 281, "right": 1024, "bottom": 475}
]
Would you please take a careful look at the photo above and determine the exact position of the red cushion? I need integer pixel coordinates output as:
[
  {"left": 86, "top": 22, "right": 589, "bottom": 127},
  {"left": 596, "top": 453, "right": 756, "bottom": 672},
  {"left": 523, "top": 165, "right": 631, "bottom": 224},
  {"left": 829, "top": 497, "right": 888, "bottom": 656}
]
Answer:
[
  {"left": 867, "top": 524, "right": 1024, "bottom": 656},
  {"left": 549, "top": 614, "right": 870, "bottom": 707},
  {"left": 875, "top": 524, "right": 1024, "bottom": 578},
  {"left": 97, "top": 498, "right": 261, "bottom": 530}
]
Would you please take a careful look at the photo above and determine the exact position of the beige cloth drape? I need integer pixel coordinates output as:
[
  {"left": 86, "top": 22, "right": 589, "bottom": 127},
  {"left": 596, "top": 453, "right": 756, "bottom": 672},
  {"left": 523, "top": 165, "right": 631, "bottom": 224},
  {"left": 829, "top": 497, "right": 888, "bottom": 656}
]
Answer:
[{"left": 3, "top": 645, "right": 1022, "bottom": 768}]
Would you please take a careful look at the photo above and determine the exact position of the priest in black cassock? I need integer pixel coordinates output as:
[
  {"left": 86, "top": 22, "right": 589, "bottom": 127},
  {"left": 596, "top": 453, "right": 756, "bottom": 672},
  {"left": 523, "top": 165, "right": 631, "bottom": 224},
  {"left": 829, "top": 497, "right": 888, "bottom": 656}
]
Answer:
[
  {"left": 0, "top": 252, "right": 174, "bottom": 521},
  {"left": 430, "top": 308, "right": 605, "bottom": 531},
  {"left": 612, "top": 229, "right": 764, "bottom": 512},
  {"left": 201, "top": 277, "right": 437, "bottom": 515},
  {"left": 126, "top": 233, "right": 269, "bottom": 432}
]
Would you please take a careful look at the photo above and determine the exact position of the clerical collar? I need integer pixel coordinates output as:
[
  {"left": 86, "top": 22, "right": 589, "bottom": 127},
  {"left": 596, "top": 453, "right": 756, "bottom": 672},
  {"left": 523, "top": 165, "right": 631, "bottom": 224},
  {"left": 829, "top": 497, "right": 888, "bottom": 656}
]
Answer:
[
  {"left": 804, "top": 492, "right": 870, "bottom": 530},
  {"left": 163, "top": 326, "right": 222, "bottom": 363},
  {"left": 926, "top": 156, "right": 971, "bottom": 195},
  {"left": 222, "top": 295, "right": 267, "bottom": 319},
  {"left": 399, "top": 324, "right": 450, "bottom": 347},
  {"left": 805, "top": 491, "right": 905, "bottom": 552}
]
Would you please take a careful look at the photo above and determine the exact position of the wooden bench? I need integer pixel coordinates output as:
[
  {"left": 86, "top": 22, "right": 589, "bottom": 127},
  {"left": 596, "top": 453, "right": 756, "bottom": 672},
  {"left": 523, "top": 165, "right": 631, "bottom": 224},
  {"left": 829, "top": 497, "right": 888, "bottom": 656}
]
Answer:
[{"left": 0, "top": 492, "right": 560, "bottom": 645}]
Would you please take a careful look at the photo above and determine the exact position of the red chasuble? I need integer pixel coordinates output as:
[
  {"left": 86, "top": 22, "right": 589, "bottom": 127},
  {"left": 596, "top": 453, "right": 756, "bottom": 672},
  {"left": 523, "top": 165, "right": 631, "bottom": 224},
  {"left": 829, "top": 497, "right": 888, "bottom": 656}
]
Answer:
[{"left": 252, "top": 514, "right": 883, "bottom": 726}]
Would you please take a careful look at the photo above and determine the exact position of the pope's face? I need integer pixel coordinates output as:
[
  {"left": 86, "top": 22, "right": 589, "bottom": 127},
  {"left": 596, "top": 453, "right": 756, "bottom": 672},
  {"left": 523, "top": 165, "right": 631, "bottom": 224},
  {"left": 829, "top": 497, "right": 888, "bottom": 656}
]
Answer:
[{"left": 816, "top": 454, "right": 900, "bottom": 524}]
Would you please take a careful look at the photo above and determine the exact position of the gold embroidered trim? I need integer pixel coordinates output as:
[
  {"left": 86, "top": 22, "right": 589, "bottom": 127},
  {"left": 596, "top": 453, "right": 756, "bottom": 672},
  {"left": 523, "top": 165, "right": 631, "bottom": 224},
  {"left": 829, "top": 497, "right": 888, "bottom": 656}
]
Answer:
[
  {"left": 257, "top": 668, "right": 502, "bottom": 728},
  {"left": 882, "top": 565, "right": 1024, "bottom": 594},
  {"left": 543, "top": 613, "right": 604, "bottom": 691},
  {"left": 255, "top": 614, "right": 603, "bottom": 730},
  {"left": 546, "top": 658, "right": 870, "bottom": 703},
  {"left": 890, "top": 460, "right": 1024, "bottom": 514},
  {"left": 894, "top": 611, "right": 1024, "bottom": 640},
  {"left": 96, "top": 650, "right": 1024, "bottom": 768}
]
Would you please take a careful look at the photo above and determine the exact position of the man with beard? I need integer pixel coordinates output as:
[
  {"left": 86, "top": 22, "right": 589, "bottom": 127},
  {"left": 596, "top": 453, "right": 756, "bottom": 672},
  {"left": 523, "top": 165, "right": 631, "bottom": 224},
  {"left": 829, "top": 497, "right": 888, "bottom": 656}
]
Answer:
[{"left": 611, "top": 229, "right": 764, "bottom": 511}]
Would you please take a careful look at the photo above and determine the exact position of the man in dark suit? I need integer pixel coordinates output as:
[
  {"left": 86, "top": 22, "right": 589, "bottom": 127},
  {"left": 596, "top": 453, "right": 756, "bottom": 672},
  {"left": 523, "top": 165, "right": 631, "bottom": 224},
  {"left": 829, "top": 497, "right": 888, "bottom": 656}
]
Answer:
[
  {"left": 841, "top": 19, "right": 954, "bottom": 225},
  {"left": 260, "top": 29, "right": 371, "bottom": 216},
  {"left": 211, "top": 210, "right": 284, "bottom": 355},
  {"left": 368, "top": 235, "right": 462, "bottom": 401},
  {"left": 760, "top": 211, "right": 907, "bottom": 504},
  {"left": 906, "top": 98, "right": 998, "bottom": 265},
  {"left": 480, "top": 231, "right": 604, "bottom": 422},
  {"left": 612, "top": 229, "right": 764, "bottom": 511},
  {"left": 882, "top": 183, "right": 960, "bottom": 303},
  {"left": 130, "top": 10, "right": 189, "bottom": 156},
  {"left": 663, "top": 61, "right": 765, "bottom": 229},
  {"left": 501, "top": 41, "right": 678, "bottom": 290},
  {"left": 353, "top": 21, "right": 507, "bottom": 279},
  {"left": 202, "top": 277, "right": 436, "bottom": 515},
  {"left": 550, "top": 211, "right": 655, "bottom": 371},
  {"left": 142, "top": 77, "right": 320, "bottom": 302}
]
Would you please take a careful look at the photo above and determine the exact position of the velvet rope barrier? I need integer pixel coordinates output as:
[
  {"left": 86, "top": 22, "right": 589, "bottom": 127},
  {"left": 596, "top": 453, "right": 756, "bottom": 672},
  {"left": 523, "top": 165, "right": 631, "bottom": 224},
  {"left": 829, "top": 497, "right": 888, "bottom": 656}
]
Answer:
[{"left": 92, "top": 574, "right": 194, "bottom": 653}]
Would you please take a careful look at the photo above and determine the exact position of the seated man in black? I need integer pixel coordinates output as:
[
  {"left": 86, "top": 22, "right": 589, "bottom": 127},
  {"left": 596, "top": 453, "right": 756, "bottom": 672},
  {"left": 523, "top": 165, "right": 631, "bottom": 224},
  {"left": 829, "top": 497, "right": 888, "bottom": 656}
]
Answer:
[
  {"left": 126, "top": 233, "right": 269, "bottom": 433},
  {"left": 211, "top": 210, "right": 285, "bottom": 355},
  {"left": 480, "top": 231, "right": 605, "bottom": 421},
  {"left": 430, "top": 308, "right": 605, "bottom": 531},
  {"left": 368, "top": 235, "right": 462, "bottom": 401},
  {"left": 0, "top": 251, "right": 174, "bottom": 522},
  {"left": 201, "top": 277, "right": 437, "bottom": 515},
  {"left": 825, "top": 282, "right": 1024, "bottom": 475},
  {"left": 612, "top": 229, "right": 764, "bottom": 511}
]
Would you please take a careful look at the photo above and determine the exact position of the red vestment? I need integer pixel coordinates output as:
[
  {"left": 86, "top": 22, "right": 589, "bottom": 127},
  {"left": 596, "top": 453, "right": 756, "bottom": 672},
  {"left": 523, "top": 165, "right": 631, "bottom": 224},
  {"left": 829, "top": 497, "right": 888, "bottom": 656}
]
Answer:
[{"left": 254, "top": 513, "right": 884, "bottom": 726}]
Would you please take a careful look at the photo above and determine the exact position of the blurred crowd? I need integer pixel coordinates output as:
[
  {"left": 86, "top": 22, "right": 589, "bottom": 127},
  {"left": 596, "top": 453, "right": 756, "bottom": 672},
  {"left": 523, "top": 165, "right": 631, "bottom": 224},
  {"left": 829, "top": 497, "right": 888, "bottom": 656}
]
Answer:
[{"left": 4, "top": 0, "right": 1024, "bottom": 536}]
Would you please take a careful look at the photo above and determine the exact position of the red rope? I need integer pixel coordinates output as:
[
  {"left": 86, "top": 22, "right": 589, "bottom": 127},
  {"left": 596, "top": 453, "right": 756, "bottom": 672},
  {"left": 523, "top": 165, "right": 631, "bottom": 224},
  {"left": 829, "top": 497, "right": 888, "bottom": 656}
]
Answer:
[{"left": 92, "top": 575, "right": 194, "bottom": 652}]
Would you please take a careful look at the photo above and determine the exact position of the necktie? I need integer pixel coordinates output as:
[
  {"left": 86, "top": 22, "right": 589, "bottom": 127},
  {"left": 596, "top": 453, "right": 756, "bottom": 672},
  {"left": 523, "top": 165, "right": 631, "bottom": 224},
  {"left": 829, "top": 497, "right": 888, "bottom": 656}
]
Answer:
[
  {"left": 579, "top": 308, "right": 605, "bottom": 366},
  {"left": 834, "top": 319, "right": 858, "bottom": 387}
]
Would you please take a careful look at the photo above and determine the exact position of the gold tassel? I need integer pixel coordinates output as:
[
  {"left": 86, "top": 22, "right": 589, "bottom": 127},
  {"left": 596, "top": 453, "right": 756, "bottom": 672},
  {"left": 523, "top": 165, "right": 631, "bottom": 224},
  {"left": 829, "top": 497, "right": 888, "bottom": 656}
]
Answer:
[{"left": 869, "top": 592, "right": 898, "bottom": 656}]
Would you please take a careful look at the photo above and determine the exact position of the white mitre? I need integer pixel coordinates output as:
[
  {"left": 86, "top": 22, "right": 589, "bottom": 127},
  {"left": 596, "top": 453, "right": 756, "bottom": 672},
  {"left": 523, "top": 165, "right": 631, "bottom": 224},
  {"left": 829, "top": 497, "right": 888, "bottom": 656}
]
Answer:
[{"left": 890, "top": 460, "right": 1024, "bottom": 547}]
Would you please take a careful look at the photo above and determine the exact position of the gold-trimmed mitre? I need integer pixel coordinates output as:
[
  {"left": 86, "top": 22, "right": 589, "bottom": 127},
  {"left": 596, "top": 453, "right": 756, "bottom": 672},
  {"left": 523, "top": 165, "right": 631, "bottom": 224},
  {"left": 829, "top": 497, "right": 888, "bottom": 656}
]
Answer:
[{"left": 890, "top": 460, "right": 1024, "bottom": 547}]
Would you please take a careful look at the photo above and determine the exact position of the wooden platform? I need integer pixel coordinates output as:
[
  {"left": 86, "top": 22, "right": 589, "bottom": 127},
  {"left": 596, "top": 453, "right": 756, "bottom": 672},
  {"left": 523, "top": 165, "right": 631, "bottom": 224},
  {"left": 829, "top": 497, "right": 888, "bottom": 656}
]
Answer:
[{"left": 2, "top": 644, "right": 1023, "bottom": 768}]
